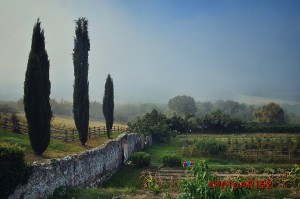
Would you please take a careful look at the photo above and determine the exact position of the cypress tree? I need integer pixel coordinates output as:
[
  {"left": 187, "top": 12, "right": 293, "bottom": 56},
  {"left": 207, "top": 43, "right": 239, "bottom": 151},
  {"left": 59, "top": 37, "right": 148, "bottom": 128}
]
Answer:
[
  {"left": 73, "top": 18, "right": 90, "bottom": 146},
  {"left": 23, "top": 19, "right": 52, "bottom": 155},
  {"left": 103, "top": 74, "right": 114, "bottom": 138}
]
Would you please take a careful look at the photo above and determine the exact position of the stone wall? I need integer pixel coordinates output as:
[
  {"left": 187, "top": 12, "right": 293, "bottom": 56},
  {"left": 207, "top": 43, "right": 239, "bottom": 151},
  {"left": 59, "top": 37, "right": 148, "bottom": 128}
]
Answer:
[{"left": 8, "top": 133, "right": 151, "bottom": 199}]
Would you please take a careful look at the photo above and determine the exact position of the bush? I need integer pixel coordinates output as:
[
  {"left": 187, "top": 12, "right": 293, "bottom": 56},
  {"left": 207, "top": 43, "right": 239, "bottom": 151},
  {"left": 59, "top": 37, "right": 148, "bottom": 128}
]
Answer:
[
  {"left": 0, "top": 142, "right": 32, "bottom": 198},
  {"left": 162, "top": 154, "right": 181, "bottom": 167},
  {"left": 130, "top": 152, "right": 150, "bottom": 168}
]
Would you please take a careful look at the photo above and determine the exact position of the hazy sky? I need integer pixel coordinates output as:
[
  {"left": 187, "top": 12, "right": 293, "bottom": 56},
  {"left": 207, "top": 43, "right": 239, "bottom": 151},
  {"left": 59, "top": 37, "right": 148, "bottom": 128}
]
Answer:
[{"left": 0, "top": 0, "right": 299, "bottom": 104}]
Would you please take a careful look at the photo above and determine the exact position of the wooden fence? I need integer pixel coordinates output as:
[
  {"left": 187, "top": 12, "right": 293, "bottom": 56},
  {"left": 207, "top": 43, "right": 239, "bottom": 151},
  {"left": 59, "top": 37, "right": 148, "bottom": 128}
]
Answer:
[{"left": 0, "top": 118, "right": 128, "bottom": 142}]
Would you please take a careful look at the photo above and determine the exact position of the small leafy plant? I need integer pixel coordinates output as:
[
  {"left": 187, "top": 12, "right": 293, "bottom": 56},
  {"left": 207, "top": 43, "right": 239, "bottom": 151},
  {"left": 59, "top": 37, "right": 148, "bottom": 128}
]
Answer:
[{"left": 130, "top": 152, "right": 150, "bottom": 168}]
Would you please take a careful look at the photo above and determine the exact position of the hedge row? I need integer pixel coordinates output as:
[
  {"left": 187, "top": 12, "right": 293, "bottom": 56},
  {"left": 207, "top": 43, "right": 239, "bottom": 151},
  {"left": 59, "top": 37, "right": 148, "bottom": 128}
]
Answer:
[{"left": 0, "top": 142, "right": 32, "bottom": 198}]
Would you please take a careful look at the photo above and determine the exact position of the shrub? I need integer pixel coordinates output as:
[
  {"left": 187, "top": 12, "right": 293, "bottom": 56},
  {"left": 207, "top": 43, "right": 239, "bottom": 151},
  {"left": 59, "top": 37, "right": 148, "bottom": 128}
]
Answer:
[
  {"left": 130, "top": 152, "right": 150, "bottom": 168},
  {"left": 162, "top": 154, "right": 181, "bottom": 167},
  {"left": 0, "top": 142, "right": 32, "bottom": 198}
]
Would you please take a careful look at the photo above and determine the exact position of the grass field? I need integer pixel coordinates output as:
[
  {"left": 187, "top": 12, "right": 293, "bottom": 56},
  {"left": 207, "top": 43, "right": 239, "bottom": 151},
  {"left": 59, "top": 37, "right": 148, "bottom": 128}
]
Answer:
[
  {"left": 14, "top": 112, "right": 128, "bottom": 129},
  {"left": 0, "top": 128, "right": 122, "bottom": 162}
]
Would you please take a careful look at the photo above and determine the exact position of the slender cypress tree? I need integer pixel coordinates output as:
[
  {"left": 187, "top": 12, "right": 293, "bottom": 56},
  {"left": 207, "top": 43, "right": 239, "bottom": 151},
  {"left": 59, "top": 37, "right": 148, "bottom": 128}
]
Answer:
[
  {"left": 103, "top": 74, "right": 114, "bottom": 138},
  {"left": 73, "top": 18, "right": 90, "bottom": 145},
  {"left": 24, "top": 19, "right": 52, "bottom": 155}
]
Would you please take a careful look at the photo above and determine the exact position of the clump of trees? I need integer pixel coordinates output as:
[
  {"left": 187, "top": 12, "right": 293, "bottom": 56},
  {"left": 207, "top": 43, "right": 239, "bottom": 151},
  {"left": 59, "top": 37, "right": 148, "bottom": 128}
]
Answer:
[
  {"left": 23, "top": 19, "right": 52, "bottom": 155},
  {"left": 254, "top": 102, "right": 285, "bottom": 124},
  {"left": 73, "top": 17, "right": 90, "bottom": 146},
  {"left": 200, "top": 110, "right": 243, "bottom": 133},
  {"left": 168, "top": 95, "right": 197, "bottom": 116},
  {"left": 128, "top": 109, "right": 177, "bottom": 142}
]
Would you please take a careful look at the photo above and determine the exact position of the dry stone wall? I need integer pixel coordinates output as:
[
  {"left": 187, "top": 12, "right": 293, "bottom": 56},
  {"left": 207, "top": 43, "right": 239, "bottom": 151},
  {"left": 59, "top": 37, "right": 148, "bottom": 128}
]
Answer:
[{"left": 8, "top": 133, "right": 151, "bottom": 199}]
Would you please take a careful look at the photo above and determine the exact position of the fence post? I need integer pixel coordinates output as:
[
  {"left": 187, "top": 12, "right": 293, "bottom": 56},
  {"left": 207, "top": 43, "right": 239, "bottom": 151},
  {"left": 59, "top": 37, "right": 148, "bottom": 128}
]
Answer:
[
  {"left": 16, "top": 119, "right": 20, "bottom": 133},
  {"left": 4, "top": 118, "right": 8, "bottom": 132},
  {"left": 64, "top": 130, "right": 68, "bottom": 142},
  {"left": 88, "top": 127, "right": 91, "bottom": 138}
]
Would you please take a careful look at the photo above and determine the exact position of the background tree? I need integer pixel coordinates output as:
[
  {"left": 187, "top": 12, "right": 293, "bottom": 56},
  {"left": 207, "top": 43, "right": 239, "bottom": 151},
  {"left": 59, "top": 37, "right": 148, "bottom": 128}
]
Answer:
[
  {"left": 128, "top": 109, "right": 176, "bottom": 142},
  {"left": 23, "top": 19, "right": 52, "bottom": 155},
  {"left": 73, "top": 17, "right": 90, "bottom": 145},
  {"left": 167, "top": 115, "right": 187, "bottom": 133},
  {"left": 103, "top": 74, "right": 114, "bottom": 138},
  {"left": 254, "top": 102, "right": 285, "bottom": 124},
  {"left": 200, "top": 110, "right": 242, "bottom": 133},
  {"left": 168, "top": 95, "right": 197, "bottom": 116}
]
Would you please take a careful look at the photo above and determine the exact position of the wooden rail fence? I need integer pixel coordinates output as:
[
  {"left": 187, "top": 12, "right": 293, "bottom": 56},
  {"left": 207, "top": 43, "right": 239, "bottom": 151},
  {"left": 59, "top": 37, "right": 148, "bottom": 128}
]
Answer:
[{"left": 0, "top": 118, "right": 128, "bottom": 142}]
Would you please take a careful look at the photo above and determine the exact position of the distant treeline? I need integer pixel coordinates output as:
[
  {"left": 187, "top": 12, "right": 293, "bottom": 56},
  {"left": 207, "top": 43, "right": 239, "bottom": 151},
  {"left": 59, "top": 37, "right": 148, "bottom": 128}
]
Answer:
[
  {"left": 0, "top": 99, "right": 167, "bottom": 123},
  {"left": 0, "top": 98, "right": 300, "bottom": 124}
]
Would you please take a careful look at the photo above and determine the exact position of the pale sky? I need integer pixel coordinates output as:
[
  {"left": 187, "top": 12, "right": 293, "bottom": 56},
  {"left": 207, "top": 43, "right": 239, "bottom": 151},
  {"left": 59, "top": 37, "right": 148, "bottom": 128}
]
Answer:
[{"left": 0, "top": 0, "right": 299, "bottom": 104}]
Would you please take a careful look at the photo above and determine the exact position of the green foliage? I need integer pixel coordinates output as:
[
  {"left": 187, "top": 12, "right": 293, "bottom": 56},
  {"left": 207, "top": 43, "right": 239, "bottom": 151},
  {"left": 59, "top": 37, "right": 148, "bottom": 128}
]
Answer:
[
  {"left": 200, "top": 110, "right": 243, "bottom": 133},
  {"left": 161, "top": 154, "right": 181, "bottom": 167},
  {"left": 128, "top": 109, "right": 176, "bottom": 142},
  {"left": 180, "top": 160, "right": 249, "bottom": 199},
  {"left": 103, "top": 74, "right": 114, "bottom": 138},
  {"left": 24, "top": 19, "right": 52, "bottom": 155},
  {"left": 130, "top": 152, "right": 150, "bottom": 168},
  {"left": 254, "top": 102, "right": 285, "bottom": 124},
  {"left": 168, "top": 95, "right": 197, "bottom": 115},
  {"left": 0, "top": 142, "right": 32, "bottom": 198},
  {"left": 104, "top": 165, "right": 143, "bottom": 188},
  {"left": 243, "top": 122, "right": 299, "bottom": 133},
  {"left": 143, "top": 172, "right": 162, "bottom": 194},
  {"left": 196, "top": 138, "right": 228, "bottom": 157},
  {"left": 73, "top": 17, "right": 90, "bottom": 145},
  {"left": 52, "top": 186, "right": 119, "bottom": 199},
  {"left": 286, "top": 166, "right": 300, "bottom": 188},
  {"left": 167, "top": 115, "right": 187, "bottom": 133}
]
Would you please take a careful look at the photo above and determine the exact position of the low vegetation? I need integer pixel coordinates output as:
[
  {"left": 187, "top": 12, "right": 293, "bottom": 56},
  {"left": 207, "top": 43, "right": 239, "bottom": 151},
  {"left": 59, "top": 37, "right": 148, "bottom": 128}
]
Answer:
[
  {"left": 0, "top": 142, "right": 32, "bottom": 198},
  {"left": 0, "top": 128, "right": 121, "bottom": 162},
  {"left": 161, "top": 154, "right": 182, "bottom": 167},
  {"left": 130, "top": 152, "right": 151, "bottom": 168},
  {"left": 1, "top": 104, "right": 300, "bottom": 198}
]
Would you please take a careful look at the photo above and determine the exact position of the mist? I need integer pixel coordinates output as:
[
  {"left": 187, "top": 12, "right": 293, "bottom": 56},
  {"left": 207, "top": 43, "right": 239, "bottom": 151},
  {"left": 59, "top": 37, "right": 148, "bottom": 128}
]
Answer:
[{"left": 0, "top": 0, "right": 299, "bottom": 104}]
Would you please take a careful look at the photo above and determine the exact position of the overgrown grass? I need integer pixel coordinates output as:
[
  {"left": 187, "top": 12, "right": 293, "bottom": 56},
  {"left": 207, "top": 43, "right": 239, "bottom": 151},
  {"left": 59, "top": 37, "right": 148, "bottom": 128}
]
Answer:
[
  {"left": 0, "top": 129, "right": 122, "bottom": 162},
  {"left": 104, "top": 165, "right": 144, "bottom": 188},
  {"left": 51, "top": 186, "right": 130, "bottom": 199},
  {"left": 16, "top": 112, "right": 128, "bottom": 129}
]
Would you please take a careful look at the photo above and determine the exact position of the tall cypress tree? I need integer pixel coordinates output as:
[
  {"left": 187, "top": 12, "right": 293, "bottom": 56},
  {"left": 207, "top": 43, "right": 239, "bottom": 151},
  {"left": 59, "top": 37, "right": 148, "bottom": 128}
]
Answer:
[
  {"left": 24, "top": 19, "right": 52, "bottom": 155},
  {"left": 73, "top": 18, "right": 90, "bottom": 146},
  {"left": 103, "top": 74, "right": 114, "bottom": 139}
]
